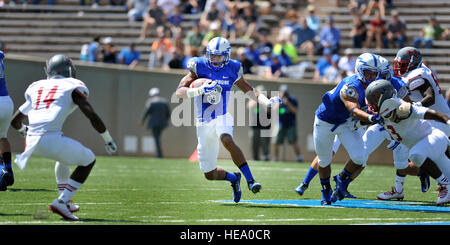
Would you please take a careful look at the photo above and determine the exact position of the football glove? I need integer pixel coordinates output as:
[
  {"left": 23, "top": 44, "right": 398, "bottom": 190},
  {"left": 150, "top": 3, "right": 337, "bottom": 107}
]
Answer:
[
  {"left": 17, "top": 124, "right": 28, "bottom": 137},
  {"left": 368, "top": 114, "right": 384, "bottom": 124},
  {"left": 101, "top": 130, "right": 117, "bottom": 155},
  {"left": 202, "top": 80, "right": 219, "bottom": 94},
  {"left": 269, "top": 96, "right": 282, "bottom": 106}
]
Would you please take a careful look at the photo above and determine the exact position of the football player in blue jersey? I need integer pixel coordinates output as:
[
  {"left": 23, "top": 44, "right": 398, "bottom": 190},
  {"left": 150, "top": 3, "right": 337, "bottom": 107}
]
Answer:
[
  {"left": 0, "top": 50, "right": 15, "bottom": 191},
  {"left": 313, "top": 52, "right": 384, "bottom": 205},
  {"left": 175, "top": 37, "right": 282, "bottom": 203}
]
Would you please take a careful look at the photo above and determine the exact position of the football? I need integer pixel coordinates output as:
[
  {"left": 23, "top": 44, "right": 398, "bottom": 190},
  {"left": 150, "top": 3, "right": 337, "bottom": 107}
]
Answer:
[{"left": 189, "top": 78, "right": 213, "bottom": 88}]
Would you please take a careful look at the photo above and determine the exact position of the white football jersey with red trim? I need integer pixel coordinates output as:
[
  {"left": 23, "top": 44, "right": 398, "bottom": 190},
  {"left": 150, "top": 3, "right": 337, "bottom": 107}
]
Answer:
[
  {"left": 18, "top": 77, "right": 89, "bottom": 135},
  {"left": 403, "top": 64, "right": 450, "bottom": 116}
]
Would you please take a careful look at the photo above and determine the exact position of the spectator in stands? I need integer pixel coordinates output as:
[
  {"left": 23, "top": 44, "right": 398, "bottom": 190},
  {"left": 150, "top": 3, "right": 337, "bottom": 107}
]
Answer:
[
  {"left": 273, "top": 84, "right": 303, "bottom": 162},
  {"left": 87, "top": 36, "right": 102, "bottom": 62},
  {"left": 313, "top": 48, "right": 333, "bottom": 81},
  {"left": 109, "top": 0, "right": 125, "bottom": 6},
  {"left": 157, "top": 0, "right": 180, "bottom": 15},
  {"left": 256, "top": 46, "right": 273, "bottom": 77},
  {"left": 386, "top": 10, "right": 407, "bottom": 49},
  {"left": 348, "top": 0, "right": 368, "bottom": 16},
  {"left": 167, "top": 4, "right": 183, "bottom": 36},
  {"left": 200, "top": 1, "right": 224, "bottom": 30},
  {"left": 364, "top": 10, "right": 387, "bottom": 49},
  {"left": 149, "top": 27, "right": 172, "bottom": 69},
  {"left": 338, "top": 48, "right": 356, "bottom": 77},
  {"left": 273, "top": 35, "right": 299, "bottom": 65},
  {"left": 0, "top": 42, "right": 6, "bottom": 53},
  {"left": 140, "top": 87, "right": 170, "bottom": 158},
  {"left": 305, "top": 5, "right": 320, "bottom": 36},
  {"left": 182, "top": 47, "right": 199, "bottom": 69},
  {"left": 184, "top": 22, "right": 204, "bottom": 56},
  {"left": 139, "top": 0, "right": 166, "bottom": 40},
  {"left": 238, "top": 4, "right": 258, "bottom": 39},
  {"left": 350, "top": 14, "right": 366, "bottom": 48},
  {"left": 256, "top": 30, "right": 273, "bottom": 51},
  {"left": 168, "top": 47, "right": 185, "bottom": 69},
  {"left": 413, "top": 16, "right": 447, "bottom": 49},
  {"left": 128, "top": 0, "right": 150, "bottom": 22},
  {"left": 182, "top": 0, "right": 206, "bottom": 14},
  {"left": 268, "top": 54, "right": 284, "bottom": 78},
  {"left": 365, "top": 0, "right": 386, "bottom": 18},
  {"left": 291, "top": 16, "right": 316, "bottom": 58},
  {"left": 11, "top": 0, "right": 55, "bottom": 5},
  {"left": 236, "top": 47, "right": 254, "bottom": 74},
  {"left": 322, "top": 54, "right": 341, "bottom": 84},
  {"left": 317, "top": 16, "right": 340, "bottom": 55},
  {"left": 102, "top": 37, "right": 117, "bottom": 64},
  {"left": 247, "top": 85, "right": 271, "bottom": 161},
  {"left": 278, "top": 10, "right": 299, "bottom": 42},
  {"left": 244, "top": 42, "right": 261, "bottom": 66},
  {"left": 222, "top": 3, "right": 240, "bottom": 41},
  {"left": 201, "top": 21, "right": 222, "bottom": 47},
  {"left": 118, "top": 42, "right": 140, "bottom": 68}
]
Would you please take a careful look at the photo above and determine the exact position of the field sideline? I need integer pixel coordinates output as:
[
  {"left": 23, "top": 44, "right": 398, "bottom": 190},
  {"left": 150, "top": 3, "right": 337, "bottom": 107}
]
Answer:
[{"left": 0, "top": 155, "right": 449, "bottom": 225}]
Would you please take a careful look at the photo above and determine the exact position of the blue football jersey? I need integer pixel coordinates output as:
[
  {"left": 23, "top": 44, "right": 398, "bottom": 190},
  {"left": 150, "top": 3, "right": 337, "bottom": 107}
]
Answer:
[
  {"left": 315, "top": 74, "right": 366, "bottom": 125},
  {"left": 0, "top": 51, "right": 7, "bottom": 96},
  {"left": 187, "top": 56, "right": 243, "bottom": 123}
]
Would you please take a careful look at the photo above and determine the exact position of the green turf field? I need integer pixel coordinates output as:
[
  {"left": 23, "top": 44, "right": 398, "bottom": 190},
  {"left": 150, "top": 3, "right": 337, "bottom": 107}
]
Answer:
[{"left": 1, "top": 155, "right": 449, "bottom": 225}]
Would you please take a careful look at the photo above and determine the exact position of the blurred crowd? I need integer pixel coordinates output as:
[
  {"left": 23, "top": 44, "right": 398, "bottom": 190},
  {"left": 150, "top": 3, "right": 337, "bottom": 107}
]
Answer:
[{"left": 8, "top": 0, "right": 447, "bottom": 85}]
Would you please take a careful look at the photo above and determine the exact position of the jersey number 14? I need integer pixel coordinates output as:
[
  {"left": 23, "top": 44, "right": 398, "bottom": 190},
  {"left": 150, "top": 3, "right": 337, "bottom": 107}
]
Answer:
[{"left": 35, "top": 85, "right": 59, "bottom": 109}]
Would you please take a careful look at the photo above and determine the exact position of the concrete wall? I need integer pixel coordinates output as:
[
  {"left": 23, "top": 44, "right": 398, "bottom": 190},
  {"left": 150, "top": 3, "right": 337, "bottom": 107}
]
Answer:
[{"left": 3, "top": 54, "right": 393, "bottom": 165}]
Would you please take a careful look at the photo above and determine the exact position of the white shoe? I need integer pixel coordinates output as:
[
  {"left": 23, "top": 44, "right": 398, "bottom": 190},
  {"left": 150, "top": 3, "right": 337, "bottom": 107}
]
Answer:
[
  {"left": 67, "top": 200, "right": 80, "bottom": 213},
  {"left": 377, "top": 187, "right": 404, "bottom": 200},
  {"left": 49, "top": 199, "right": 79, "bottom": 221},
  {"left": 437, "top": 185, "right": 450, "bottom": 206}
]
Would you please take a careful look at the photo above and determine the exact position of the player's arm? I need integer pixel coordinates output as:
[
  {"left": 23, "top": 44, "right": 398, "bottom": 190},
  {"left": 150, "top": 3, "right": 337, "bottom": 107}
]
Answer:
[
  {"left": 424, "top": 109, "right": 449, "bottom": 125},
  {"left": 409, "top": 78, "right": 435, "bottom": 107},
  {"left": 175, "top": 70, "right": 198, "bottom": 99},
  {"left": 235, "top": 77, "right": 281, "bottom": 107},
  {"left": 340, "top": 85, "right": 380, "bottom": 124},
  {"left": 11, "top": 92, "right": 32, "bottom": 136},
  {"left": 72, "top": 89, "right": 117, "bottom": 154}
]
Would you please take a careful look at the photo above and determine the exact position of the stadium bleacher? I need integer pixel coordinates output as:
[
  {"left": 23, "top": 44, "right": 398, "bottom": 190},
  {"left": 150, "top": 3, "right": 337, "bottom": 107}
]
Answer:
[{"left": 0, "top": 0, "right": 449, "bottom": 84}]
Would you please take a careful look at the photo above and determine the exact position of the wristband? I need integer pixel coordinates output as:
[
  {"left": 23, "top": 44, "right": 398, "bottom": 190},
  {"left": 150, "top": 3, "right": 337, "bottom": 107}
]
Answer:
[
  {"left": 187, "top": 87, "right": 204, "bottom": 98},
  {"left": 447, "top": 119, "right": 450, "bottom": 126},
  {"left": 101, "top": 130, "right": 113, "bottom": 142},
  {"left": 257, "top": 93, "right": 271, "bottom": 107}
]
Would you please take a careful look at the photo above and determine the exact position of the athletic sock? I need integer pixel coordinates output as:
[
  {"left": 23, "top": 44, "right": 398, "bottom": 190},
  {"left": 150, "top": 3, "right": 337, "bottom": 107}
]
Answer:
[
  {"left": 224, "top": 172, "right": 238, "bottom": 183},
  {"left": 436, "top": 174, "right": 450, "bottom": 185},
  {"left": 394, "top": 175, "right": 405, "bottom": 193},
  {"left": 2, "top": 152, "right": 11, "bottom": 169},
  {"left": 55, "top": 162, "right": 70, "bottom": 195},
  {"left": 59, "top": 179, "right": 82, "bottom": 203},
  {"left": 302, "top": 166, "right": 318, "bottom": 185},
  {"left": 339, "top": 168, "right": 352, "bottom": 181},
  {"left": 320, "top": 177, "right": 331, "bottom": 190},
  {"left": 239, "top": 163, "right": 255, "bottom": 183}
]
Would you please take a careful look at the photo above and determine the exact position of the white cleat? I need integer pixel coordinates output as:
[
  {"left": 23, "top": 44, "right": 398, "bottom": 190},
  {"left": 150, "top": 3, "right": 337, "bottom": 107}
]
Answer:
[
  {"left": 437, "top": 185, "right": 450, "bottom": 206},
  {"left": 377, "top": 187, "right": 404, "bottom": 201},
  {"left": 49, "top": 199, "right": 79, "bottom": 221},
  {"left": 67, "top": 200, "right": 80, "bottom": 213}
]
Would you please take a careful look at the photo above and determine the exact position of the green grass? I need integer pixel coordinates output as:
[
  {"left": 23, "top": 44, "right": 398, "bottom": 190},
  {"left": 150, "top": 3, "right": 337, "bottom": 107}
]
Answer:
[{"left": 1, "top": 155, "right": 449, "bottom": 225}]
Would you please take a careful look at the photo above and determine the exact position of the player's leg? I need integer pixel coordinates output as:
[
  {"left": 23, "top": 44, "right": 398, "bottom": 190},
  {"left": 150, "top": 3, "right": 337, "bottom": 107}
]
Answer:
[
  {"left": 55, "top": 161, "right": 80, "bottom": 212},
  {"left": 313, "top": 117, "right": 336, "bottom": 205},
  {"left": 295, "top": 136, "right": 340, "bottom": 196},
  {"left": 197, "top": 121, "right": 242, "bottom": 202},
  {"left": 0, "top": 96, "right": 14, "bottom": 190},
  {"left": 332, "top": 129, "right": 366, "bottom": 202}
]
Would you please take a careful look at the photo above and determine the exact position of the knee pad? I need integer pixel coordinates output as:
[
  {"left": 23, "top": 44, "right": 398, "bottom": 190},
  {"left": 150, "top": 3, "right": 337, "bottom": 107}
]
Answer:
[{"left": 317, "top": 154, "right": 332, "bottom": 168}]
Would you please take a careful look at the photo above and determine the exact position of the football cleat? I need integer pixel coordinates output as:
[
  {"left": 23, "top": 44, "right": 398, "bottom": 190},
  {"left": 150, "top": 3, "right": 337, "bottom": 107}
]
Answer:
[
  {"left": 437, "top": 185, "right": 450, "bottom": 206},
  {"left": 49, "top": 198, "right": 79, "bottom": 221},
  {"left": 331, "top": 174, "right": 351, "bottom": 202},
  {"left": 377, "top": 187, "right": 404, "bottom": 200},
  {"left": 344, "top": 191, "right": 357, "bottom": 199},
  {"left": 67, "top": 200, "right": 80, "bottom": 213},
  {"left": 294, "top": 182, "right": 308, "bottom": 196},
  {"left": 419, "top": 173, "right": 430, "bottom": 193},
  {"left": 248, "top": 180, "right": 262, "bottom": 194},
  {"left": 231, "top": 172, "right": 242, "bottom": 203},
  {"left": 321, "top": 188, "right": 332, "bottom": 205},
  {"left": 4, "top": 168, "right": 14, "bottom": 187}
]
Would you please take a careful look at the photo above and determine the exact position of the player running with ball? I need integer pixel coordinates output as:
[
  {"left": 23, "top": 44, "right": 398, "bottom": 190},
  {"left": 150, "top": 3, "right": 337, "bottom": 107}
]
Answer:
[{"left": 175, "top": 37, "right": 281, "bottom": 203}]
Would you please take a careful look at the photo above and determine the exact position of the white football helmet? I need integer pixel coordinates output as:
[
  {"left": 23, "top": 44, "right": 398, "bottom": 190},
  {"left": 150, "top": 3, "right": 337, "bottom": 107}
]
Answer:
[
  {"left": 377, "top": 55, "right": 393, "bottom": 81},
  {"left": 355, "top": 53, "right": 380, "bottom": 85},
  {"left": 206, "top": 37, "right": 231, "bottom": 71}
]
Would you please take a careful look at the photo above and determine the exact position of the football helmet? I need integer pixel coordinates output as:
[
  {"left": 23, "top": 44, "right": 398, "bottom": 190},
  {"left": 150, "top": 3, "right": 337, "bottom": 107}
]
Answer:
[
  {"left": 206, "top": 37, "right": 231, "bottom": 71},
  {"left": 365, "top": 79, "right": 398, "bottom": 114},
  {"left": 393, "top": 47, "right": 422, "bottom": 77},
  {"left": 377, "top": 55, "right": 393, "bottom": 81},
  {"left": 355, "top": 53, "right": 380, "bottom": 85},
  {"left": 45, "top": 54, "right": 76, "bottom": 78}
]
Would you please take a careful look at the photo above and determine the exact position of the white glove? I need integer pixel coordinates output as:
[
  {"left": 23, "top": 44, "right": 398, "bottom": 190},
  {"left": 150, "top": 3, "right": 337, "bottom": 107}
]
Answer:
[
  {"left": 258, "top": 94, "right": 282, "bottom": 107},
  {"left": 101, "top": 130, "right": 117, "bottom": 155},
  {"left": 412, "top": 101, "right": 422, "bottom": 107},
  {"left": 447, "top": 119, "right": 450, "bottom": 126},
  {"left": 269, "top": 96, "right": 282, "bottom": 106},
  {"left": 18, "top": 124, "right": 28, "bottom": 137}
]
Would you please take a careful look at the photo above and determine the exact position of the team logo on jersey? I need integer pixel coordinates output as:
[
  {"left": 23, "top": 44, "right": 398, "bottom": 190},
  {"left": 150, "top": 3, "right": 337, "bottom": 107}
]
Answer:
[{"left": 215, "top": 80, "right": 229, "bottom": 85}]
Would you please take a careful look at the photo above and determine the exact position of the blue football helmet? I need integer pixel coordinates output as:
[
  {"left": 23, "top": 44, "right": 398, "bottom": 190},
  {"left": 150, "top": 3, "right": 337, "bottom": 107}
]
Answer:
[
  {"left": 355, "top": 53, "right": 380, "bottom": 85},
  {"left": 377, "top": 55, "right": 393, "bottom": 81},
  {"left": 206, "top": 37, "right": 231, "bottom": 71}
]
